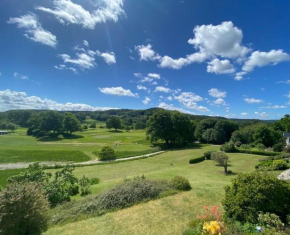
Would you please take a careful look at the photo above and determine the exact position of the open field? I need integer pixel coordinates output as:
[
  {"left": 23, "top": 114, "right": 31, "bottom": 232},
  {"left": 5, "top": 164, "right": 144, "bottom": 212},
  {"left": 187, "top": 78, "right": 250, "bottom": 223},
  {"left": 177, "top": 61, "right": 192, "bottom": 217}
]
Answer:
[
  {"left": 0, "top": 125, "right": 158, "bottom": 163},
  {"left": 43, "top": 146, "right": 265, "bottom": 235}
]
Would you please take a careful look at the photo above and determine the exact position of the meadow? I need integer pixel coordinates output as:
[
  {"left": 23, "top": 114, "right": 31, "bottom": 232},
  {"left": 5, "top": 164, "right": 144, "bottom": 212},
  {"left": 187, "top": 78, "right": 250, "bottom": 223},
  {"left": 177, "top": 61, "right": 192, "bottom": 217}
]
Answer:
[
  {"left": 43, "top": 146, "right": 265, "bottom": 235},
  {"left": 0, "top": 123, "right": 159, "bottom": 164}
]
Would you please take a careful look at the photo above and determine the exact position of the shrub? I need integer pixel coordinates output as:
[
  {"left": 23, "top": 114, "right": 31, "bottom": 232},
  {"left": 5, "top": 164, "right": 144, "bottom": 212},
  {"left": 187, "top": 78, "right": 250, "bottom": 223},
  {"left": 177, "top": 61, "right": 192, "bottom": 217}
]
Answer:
[
  {"left": 256, "top": 143, "right": 266, "bottom": 151},
  {"left": 256, "top": 159, "right": 288, "bottom": 171},
  {"left": 258, "top": 213, "right": 284, "bottom": 230},
  {"left": 189, "top": 156, "right": 204, "bottom": 164},
  {"left": 272, "top": 160, "right": 288, "bottom": 170},
  {"left": 235, "top": 141, "right": 242, "bottom": 147},
  {"left": 79, "top": 175, "right": 91, "bottom": 196},
  {"left": 238, "top": 149, "right": 280, "bottom": 156},
  {"left": 0, "top": 182, "right": 49, "bottom": 235},
  {"left": 90, "top": 177, "right": 100, "bottom": 185},
  {"left": 98, "top": 146, "right": 116, "bottom": 161},
  {"left": 240, "top": 144, "right": 251, "bottom": 149},
  {"left": 204, "top": 151, "right": 216, "bottom": 160},
  {"left": 273, "top": 143, "right": 284, "bottom": 152},
  {"left": 222, "top": 172, "right": 290, "bottom": 223},
  {"left": 89, "top": 123, "right": 96, "bottom": 129},
  {"left": 220, "top": 141, "right": 236, "bottom": 153},
  {"left": 171, "top": 176, "right": 191, "bottom": 191}
]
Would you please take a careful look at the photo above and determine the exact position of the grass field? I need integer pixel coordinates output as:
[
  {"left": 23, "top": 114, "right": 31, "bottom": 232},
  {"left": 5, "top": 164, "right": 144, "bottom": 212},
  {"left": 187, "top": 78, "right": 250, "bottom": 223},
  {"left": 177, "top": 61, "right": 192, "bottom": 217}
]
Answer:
[
  {"left": 43, "top": 146, "right": 265, "bottom": 235},
  {"left": 0, "top": 124, "right": 158, "bottom": 163}
]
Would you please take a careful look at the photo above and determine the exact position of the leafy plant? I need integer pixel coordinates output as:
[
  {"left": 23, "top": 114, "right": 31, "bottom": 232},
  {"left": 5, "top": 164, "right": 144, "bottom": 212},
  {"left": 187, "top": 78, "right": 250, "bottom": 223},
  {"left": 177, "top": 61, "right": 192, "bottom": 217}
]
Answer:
[
  {"left": 79, "top": 175, "right": 91, "bottom": 196},
  {"left": 171, "top": 176, "right": 191, "bottom": 191},
  {"left": 258, "top": 213, "right": 284, "bottom": 231},
  {"left": 0, "top": 182, "right": 49, "bottom": 235},
  {"left": 220, "top": 141, "right": 236, "bottom": 153},
  {"left": 98, "top": 146, "right": 116, "bottom": 161}
]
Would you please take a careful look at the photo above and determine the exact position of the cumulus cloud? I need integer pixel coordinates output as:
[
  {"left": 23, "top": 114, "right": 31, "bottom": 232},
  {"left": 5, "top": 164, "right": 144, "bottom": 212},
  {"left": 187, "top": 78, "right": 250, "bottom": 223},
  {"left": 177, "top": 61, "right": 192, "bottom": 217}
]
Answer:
[
  {"left": 96, "top": 51, "right": 116, "bottom": 64},
  {"left": 83, "top": 40, "right": 89, "bottom": 47},
  {"left": 36, "top": 0, "right": 125, "bottom": 29},
  {"left": 142, "top": 97, "right": 151, "bottom": 105},
  {"left": 208, "top": 88, "right": 226, "bottom": 98},
  {"left": 58, "top": 52, "right": 96, "bottom": 70},
  {"left": 241, "top": 112, "right": 248, "bottom": 116},
  {"left": 255, "top": 111, "right": 269, "bottom": 118},
  {"left": 99, "top": 87, "right": 138, "bottom": 97},
  {"left": 207, "top": 59, "right": 235, "bottom": 74},
  {"left": 260, "top": 105, "right": 286, "bottom": 109},
  {"left": 242, "top": 50, "right": 290, "bottom": 72},
  {"left": 244, "top": 98, "right": 263, "bottom": 104},
  {"left": 174, "top": 92, "right": 209, "bottom": 112},
  {"left": 14, "top": 72, "right": 28, "bottom": 80},
  {"left": 154, "top": 86, "right": 171, "bottom": 93},
  {"left": 0, "top": 89, "right": 116, "bottom": 111},
  {"left": 213, "top": 98, "right": 226, "bottom": 106},
  {"left": 137, "top": 85, "right": 147, "bottom": 90},
  {"left": 7, "top": 13, "right": 57, "bottom": 48},
  {"left": 188, "top": 21, "right": 250, "bottom": 58},
  {"left": 277, "top": 80, "right": 290, "bottom": 84},
  {"left": 135, "top": 44, "right": 161, "bottom": 61},
  {"left": 148, "top": 73, "right": 161, "bottom": 79},
  {"left": 158, "top": 102, "right": 195, "bottom": 115}
]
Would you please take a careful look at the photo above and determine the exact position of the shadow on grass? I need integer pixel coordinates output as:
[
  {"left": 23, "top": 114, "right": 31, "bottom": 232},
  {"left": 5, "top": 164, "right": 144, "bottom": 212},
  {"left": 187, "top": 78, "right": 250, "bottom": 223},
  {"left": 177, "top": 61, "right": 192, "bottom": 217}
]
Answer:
[
  {"left": 108, "top": 130, "right": 124, "bottom": 133},
  {"left": 37, "top": 134, "right": 84, "bottom": 142},
  {"left": 151, "top": 142, "right": 204, "bottom": 151}
]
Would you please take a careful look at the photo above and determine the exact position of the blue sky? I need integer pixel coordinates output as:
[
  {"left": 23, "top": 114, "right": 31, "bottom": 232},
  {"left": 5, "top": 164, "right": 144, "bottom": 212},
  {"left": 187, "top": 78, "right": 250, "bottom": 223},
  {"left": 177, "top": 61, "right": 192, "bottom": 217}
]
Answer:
[{"left": 0, "top": 0, "right": 289, "bottom": 119}]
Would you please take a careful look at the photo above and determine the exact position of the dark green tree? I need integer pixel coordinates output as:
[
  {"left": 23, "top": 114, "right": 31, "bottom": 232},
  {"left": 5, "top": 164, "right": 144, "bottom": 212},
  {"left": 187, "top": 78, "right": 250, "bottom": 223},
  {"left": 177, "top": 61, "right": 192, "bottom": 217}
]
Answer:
[
  {"left": 63, "top": 113, "right": 81, "bottom": 134},
  {"left": 106, "top": 116, "right": 122, "bottom": 131}
]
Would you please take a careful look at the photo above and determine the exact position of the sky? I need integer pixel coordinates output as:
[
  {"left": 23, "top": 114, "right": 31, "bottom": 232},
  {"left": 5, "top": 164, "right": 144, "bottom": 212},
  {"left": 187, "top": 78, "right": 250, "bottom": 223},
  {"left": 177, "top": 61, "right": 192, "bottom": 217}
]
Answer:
[{"left": 0, "top": 0, "right": 289, "bottom": 120}]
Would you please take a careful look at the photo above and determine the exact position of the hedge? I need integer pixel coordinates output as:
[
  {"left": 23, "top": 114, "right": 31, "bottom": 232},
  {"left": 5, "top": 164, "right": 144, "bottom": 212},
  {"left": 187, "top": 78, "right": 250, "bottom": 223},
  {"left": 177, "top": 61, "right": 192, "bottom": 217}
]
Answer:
[
  {"left": 189, "top": 156, "right": 205, "bottom": 164},
  {"left": 237, "top": 149, "right": 281, "bottom": 157}
]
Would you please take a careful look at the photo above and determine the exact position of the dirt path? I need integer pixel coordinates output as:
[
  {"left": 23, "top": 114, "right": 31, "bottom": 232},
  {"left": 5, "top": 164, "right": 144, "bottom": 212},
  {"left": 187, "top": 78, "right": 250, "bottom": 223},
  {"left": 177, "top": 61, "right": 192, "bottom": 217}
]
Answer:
[
  {"left": 0, "top": 151, "right": 165, "bottom": 171},
  {"left": 277, "top": 168, "right": 290, "bottom": 180}
]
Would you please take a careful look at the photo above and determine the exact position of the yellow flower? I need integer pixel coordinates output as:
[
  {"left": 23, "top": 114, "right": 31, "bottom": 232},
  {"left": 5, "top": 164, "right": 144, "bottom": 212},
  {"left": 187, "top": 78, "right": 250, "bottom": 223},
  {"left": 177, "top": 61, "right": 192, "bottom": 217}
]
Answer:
[{"left": 202, "top": 221, "right": 222, "bottom": 235}]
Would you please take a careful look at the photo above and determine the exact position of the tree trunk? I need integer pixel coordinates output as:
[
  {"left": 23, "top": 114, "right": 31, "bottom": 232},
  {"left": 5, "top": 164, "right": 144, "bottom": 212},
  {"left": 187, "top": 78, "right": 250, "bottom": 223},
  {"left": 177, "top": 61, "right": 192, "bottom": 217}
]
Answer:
[{"left": 224, "top": 165, "right": 228, "bottom": 174}]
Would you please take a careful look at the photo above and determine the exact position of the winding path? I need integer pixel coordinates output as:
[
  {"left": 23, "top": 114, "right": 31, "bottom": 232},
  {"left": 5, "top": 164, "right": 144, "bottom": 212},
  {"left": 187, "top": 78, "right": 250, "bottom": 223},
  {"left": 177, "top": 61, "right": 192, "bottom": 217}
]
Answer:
[{"left": 0, "top": 151, "right": 165, "bottom": 171}]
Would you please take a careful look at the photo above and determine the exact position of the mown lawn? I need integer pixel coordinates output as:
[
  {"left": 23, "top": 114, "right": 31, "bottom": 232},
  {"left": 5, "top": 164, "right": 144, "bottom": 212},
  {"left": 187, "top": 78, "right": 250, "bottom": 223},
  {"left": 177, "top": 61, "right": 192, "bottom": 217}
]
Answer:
[
  {"left": 44, "top": 146, "right": 264, "bottom": 235},
  {"left": 0, "top": 126, "right": 158, "bottom": 163}
]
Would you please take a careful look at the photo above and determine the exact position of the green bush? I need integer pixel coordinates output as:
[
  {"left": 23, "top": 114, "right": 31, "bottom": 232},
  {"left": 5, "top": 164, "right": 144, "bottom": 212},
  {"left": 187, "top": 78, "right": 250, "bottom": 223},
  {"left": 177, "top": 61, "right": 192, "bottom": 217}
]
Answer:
[
  {"left": 273, "top": 143, "right": 284, "bottom": 152},
  {"left": 238, "top": 149, "right": 280, "bottom": 156},
  {"left": 98, "top": 146, "right": 116, "bottom": 161},
  {"left": 255, "top": 159, "right": 288, "bottom": 171},
  {"left": 256, "top": 143, "right": 266, "bottom": 151},
  {"left": 0, "top": 182, "right": 49, "bottom": 235},
  {"left": 222, "top": 172, "right": 290, "bottom": 223},
  {"left": 204, "top": 151, "right": 216, "bottom": 160},
  {"left": 240, "top": 144, "right": 251, "bottom": 149},
  {"left": 272, "top": 160, "right": 288, "bottom": 170},
  {"left": 171, "top": 176, "right": 191, "bottom": 191},
  {"left": 189, "top": 156, "right": 204, "bottom": 164},
  {"left": 220, "top": 141, "right": 236, "bottom": 153},
  {"left": 258, "top": 212, "right": 284, "bottom": 230},
  {"left": 50, "top": 177, "right": 186, "bottom": 224},
  {"left": 90, "top": 177, "right": 100, "bottom": 185}
]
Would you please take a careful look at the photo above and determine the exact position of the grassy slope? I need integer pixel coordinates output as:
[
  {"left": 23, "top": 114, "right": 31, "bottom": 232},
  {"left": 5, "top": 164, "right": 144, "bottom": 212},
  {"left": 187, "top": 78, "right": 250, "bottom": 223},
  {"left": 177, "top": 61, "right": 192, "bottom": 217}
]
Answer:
[
  {"left": 0, "top": 126, "right": 157, "bottom": 163},
  {"left": 45, "top": 146, "right": 263, "bottom": 235}
]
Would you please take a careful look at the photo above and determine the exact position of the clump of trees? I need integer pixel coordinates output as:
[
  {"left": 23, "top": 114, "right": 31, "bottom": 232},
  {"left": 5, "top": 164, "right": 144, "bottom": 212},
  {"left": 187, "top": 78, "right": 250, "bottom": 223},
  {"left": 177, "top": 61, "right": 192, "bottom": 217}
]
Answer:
[
  {"left": 106, "top": 116, "right": 122, "bottom": 131},
  {"left": 0, "top": 122, "right": 17, "bottom": 131},
  {"left": 26, "top": 111, "right": 81, "bottom": 137},
  {"left": 146, "top": 110, "right": 195, "bottom": 146}
]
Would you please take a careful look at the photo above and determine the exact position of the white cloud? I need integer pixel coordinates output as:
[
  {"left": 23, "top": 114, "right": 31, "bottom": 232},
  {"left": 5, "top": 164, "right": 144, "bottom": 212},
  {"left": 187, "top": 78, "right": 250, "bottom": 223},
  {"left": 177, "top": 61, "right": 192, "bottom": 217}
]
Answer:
[
  {"left": 83, "top": 40, "right": 89, "bottom": 47},
  {"left": 14, "top": 72, "right": 28, "bottom": 80},
  {"left": 135, "top": 44, "right": 161, "bottom": 61},
  {"left": 133, "top": 73, "right": 142, "bottom": 78},
  {"left": 96, "top": 51, "right": 116, "bottom": 64},
  {"left": 208, "top": 88, "right": 226, "bottom": 98},
  {"left": 245, "top": 98, "right": 263, "bottom": 104},
  {"left": 54, "top": 64, "right": 77, "bottom": 73},
  {"left": 36, "top": 0, "right": 125, "bottom": 29},
  {"left": 7, "top": 13, "right": 57, "bottom": 48},
  {"left": 242, "top": 50, "right": 290, "bottom": 72},
  {"left": 241, "top": 112, "right": 248, "bottom": 116},
  {"left": 255, "top": 111, "right": 269, "bottom": 118},
  {"left": 234, "top": 71, "right": 247, "bottom": 81},
  {"left": 137, "top": 85, "right": 147, "bottom": 90},
  {"left": 213, "top": 98, "right": 226, "bottom": 106},
  {"left": 260, "top": 105, "right": 286, "bottom": 109},
  {"left": 152, "top": 81, "right": 158, "bottom": 85},
  {"left": 99, "top": 87, "right": 138, "bottom": 97},
  {"left": 207, "top": 58, "right": 235, "bottom": 74},
  {"left": 147, "top": 73, "right": 161, "bottom": 79},
  {"left": 188, "top": 21, "right": 250, "bottom": 58},
  {"left": 142, "top": 97, "right": 151, "bottom": 105},
  {"left": 167, "top": 96, "right": 173, "bottom": 101},
  {"left": 58, "top": 52, "right": 96, "bottom": 69},
  {"left": 0, "top": 89, "right": 116, "bottom": 111},
  {"left": 174, "top": 92, "right": 209, "bottom": 112},
  {"left": 277, "top": 80, "right": 290, "bottom": 84},
  {"left": 158, "top": 102, "right": 195, "bottom": 115},
  {"left": 154, "top": 86, "right": 171, "bottom": 93}
]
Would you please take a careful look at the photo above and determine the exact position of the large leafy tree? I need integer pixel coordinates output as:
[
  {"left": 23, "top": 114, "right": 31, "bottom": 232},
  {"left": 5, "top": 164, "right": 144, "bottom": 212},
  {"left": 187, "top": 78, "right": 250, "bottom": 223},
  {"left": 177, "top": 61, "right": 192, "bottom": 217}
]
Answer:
[
  {"left": 63, "top": 113, "right": 81, "bottom": 134},
  {"left": 106, "top": 116, "right": 122, "bottom": 131},
  {"left": 254, "top": 125, "right": 280, "bottom": 147},
  {"left": 194, "top": 119, "right": 217, "bottom": 141}
]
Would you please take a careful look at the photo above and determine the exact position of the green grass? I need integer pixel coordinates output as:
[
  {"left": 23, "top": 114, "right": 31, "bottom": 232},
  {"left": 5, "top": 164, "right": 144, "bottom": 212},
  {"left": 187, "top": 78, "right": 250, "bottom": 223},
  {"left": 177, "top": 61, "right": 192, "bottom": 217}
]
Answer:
[
  {"left": 0, "top": 125, "right": 157, "bottom": 163},
  {"left": 0, "top": 150, "right": 90, "bottom": 163},
  {"left": 44, "top": 146, "right": 265, "bottom": 235},
  {"left": 0, "top": 169, "right": 24, "bottom": 187}
]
